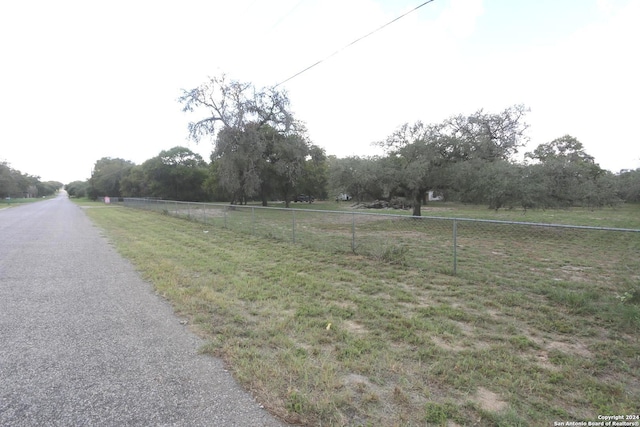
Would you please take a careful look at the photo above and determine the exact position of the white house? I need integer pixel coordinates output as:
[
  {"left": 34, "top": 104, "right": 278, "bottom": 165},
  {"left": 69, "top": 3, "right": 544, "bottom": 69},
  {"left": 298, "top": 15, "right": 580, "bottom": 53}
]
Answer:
[{"left": 428, "top": 191, "right": 443, "bottom": 201}]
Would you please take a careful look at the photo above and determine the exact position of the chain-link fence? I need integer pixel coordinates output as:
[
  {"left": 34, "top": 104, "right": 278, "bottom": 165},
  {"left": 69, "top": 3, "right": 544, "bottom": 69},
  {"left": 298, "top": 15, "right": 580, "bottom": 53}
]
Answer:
[{"left": 121, "top": 198, "right": 640, "bottom": 287}]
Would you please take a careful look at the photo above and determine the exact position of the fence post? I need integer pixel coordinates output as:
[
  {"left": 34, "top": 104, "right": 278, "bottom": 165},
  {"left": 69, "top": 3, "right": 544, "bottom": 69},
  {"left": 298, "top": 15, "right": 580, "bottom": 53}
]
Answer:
[
  {"left": 453, "top": 219, "right": 458, "bottom": 275},
  {"left": 224, "top": 209, "right": 228, "bottom": 229},
  {"left": 292, "top": 210, "right": 296, "bottom": 243},
  {"left": 351, "top": 212, "right": 356, "bottom": 252}
]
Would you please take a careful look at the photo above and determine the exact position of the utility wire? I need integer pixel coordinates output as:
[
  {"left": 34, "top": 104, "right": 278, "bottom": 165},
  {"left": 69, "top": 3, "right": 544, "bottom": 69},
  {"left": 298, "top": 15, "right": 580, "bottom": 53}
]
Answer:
[{"left": 275, "top": 0, "right": 436, "bottom": 87}]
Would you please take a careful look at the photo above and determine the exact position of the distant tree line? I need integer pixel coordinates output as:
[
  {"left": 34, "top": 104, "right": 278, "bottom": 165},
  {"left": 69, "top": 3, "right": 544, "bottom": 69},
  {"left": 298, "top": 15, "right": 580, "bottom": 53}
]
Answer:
[
  {"left": 66, "top": 148, "right": 208, "bottom": 202},
  {"left": 68, "top": 75, "right": 640, "bottom": 215},
  {"left": 0, "top": 161, "right": 61, "bottom": 199},
  {"left": 74, "top": 75, "right": 328, "bottom": 207}
]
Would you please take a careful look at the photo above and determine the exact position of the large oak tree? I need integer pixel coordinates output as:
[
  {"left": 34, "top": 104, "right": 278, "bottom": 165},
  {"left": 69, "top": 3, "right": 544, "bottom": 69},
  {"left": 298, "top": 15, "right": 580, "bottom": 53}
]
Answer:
[{"left": 179, "top": 74, "right": 322, "bottom": 205}]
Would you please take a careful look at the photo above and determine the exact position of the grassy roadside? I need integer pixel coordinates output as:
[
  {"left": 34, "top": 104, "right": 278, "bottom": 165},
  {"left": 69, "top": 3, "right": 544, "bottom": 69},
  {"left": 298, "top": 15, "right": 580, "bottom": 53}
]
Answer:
[
  {"left": 1, "top": 195, "right": 56, "bottom": 207},
  {"left": 80, "top": 202, "right": 640, "bottom": 426}
]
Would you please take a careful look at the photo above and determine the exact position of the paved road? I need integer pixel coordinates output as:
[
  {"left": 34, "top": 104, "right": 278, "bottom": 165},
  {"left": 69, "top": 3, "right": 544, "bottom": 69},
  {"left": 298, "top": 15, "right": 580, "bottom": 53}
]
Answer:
[{"left": 0, "top": 193, "right": 285, "bottom": 426}]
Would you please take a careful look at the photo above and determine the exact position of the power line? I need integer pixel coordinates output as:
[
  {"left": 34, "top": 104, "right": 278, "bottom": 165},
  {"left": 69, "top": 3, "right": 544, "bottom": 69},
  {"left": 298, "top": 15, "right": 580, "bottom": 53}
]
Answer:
[{"left": 275, "top": 0, "right": 436, "bottom": 87}]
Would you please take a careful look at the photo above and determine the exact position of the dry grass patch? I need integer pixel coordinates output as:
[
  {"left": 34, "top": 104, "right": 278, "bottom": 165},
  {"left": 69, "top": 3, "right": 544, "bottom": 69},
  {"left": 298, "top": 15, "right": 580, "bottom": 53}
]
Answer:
[
  {"left": 546, "top": 340, "right": 593, "bottom": 358},
  {"left": 472, "top": 387, "right": 508, "bottom": 413}
]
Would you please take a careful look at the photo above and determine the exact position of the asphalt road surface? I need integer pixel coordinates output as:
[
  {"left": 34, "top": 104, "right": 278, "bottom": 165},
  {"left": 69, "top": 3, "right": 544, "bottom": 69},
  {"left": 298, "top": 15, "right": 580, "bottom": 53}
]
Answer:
[{"left": 0, "top": 193, "right": 285, "bottom": 426}]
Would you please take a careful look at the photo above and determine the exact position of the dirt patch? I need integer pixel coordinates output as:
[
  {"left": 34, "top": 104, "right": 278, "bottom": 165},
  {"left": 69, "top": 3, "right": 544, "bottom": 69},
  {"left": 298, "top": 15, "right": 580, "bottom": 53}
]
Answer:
[
  {"left": 451, "top": 320, "right": 475, "bottom": 334},
  {"left": 534, "top": 350, "right": 561, "bottom": 371},
  {"left": 342, "top": 373, "right": 384, "bottom": 398},
  {"left": 547, "top": 340, "right": 592, "bottom": 358},
  {"left": 486, "top": 309, "right": 501, "bottom": 319},
  {"left": 343, "top": 320, "right": 368, "bottom": 335},
  {"left": 557, "top": 265, "right": 594, "bottom": 282},
  {"left": 334, "top": 300, "right": 358, "bottom": 310},
  {"left": 560, "top": 265, "right": 592, "bottom": 272},
  {"left": 431, "top": 334, "right": 492, "bottom": 352},
  {"left": 431, "top": 336, "right": 465, "bottom": 352},
  {"left": 343, "top": 373, "right": 372, "bottom": 387},
  {"left": 473, "top": 387, "right": 508, "bottom": 412}
]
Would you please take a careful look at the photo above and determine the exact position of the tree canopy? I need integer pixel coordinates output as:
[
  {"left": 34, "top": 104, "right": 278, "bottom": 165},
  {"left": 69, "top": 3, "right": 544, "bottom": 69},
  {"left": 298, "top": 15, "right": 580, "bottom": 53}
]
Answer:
[
  {"left": 140, "top": 147, "right": 209, "bottom": 201},
  {"left": 329, "top": 105, "right": 627, "bottom": 214},
  {"left": 0, "top": 161, "right": 61, "bottom": 199},
  {"left": 179, "top": 74, "right": 325, "bottom": 207},
  {"left": 377, "top": 105, "right": 530, "bottom": 215},
  {"left": 87, "top": 158, "right": 135, "bottom": 199}
]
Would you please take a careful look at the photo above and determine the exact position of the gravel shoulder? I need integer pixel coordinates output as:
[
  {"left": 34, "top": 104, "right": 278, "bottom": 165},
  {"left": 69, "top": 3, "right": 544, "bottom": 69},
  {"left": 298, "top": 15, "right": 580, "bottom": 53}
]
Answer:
[{"left": 0, "top": 193, "right": 285, "bottom": 426}]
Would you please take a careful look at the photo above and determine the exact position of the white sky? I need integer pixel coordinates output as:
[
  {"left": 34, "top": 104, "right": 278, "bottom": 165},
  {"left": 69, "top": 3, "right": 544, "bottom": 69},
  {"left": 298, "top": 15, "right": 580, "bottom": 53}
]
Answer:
[{"left": 1, "top": 0, "right": 639, "bottom": 183}]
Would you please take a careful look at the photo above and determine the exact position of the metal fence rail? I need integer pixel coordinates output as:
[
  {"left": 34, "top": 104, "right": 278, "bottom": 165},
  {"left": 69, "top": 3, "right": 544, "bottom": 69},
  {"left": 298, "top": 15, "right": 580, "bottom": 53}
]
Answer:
[{"left": 121, "top": 198, "right": 640, "bottom": 287}]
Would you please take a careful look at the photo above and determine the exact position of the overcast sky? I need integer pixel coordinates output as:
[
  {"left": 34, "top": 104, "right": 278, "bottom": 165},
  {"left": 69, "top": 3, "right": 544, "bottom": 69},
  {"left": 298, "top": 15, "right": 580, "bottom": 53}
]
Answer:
[{"left": 1, "top": 0, "right": 639, "bottom": 184}]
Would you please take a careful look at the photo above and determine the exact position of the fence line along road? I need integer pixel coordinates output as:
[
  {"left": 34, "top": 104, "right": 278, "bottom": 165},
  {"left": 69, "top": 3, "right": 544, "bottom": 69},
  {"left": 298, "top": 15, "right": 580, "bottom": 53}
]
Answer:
[{"left": 120, "top": 198, "right": 640, "bottom": 283}]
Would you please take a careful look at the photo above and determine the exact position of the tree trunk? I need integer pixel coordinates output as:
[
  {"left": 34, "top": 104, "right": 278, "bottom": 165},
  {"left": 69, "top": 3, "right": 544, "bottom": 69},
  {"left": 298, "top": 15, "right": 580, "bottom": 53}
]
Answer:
[
  {"left": 412, "top": 201, "right": 421, "bottom": 217},
  {"left": 260, "top": 182, "right": 269, "bottom": 206},
  {"left": 412, "top": 190, "right": 426, "bottom": 216}
]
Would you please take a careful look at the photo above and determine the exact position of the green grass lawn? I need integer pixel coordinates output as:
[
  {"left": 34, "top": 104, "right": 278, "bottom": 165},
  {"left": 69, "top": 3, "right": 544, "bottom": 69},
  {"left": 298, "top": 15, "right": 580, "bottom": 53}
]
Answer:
[
  {"left": 307, "top": 200, "right": 640, "bottom": 228},
  {"left": 0, "top": 196, "right": 53, "bottom": 206},
  {"left": 81, "top": 202, "right": 640, "bottom": 426}
]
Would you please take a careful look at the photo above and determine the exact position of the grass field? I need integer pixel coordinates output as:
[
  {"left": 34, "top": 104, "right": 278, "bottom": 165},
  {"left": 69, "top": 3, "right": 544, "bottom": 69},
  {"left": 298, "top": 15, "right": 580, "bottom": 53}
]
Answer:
[
  {"left": 0, "top": 196, "right": 53, "bottom": 206},
  {"left": 257, "top": 199, "right": 640, "bottom": 228},
  {"left": 80, "top": 201, "right": 640, "bottom": 426}
]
